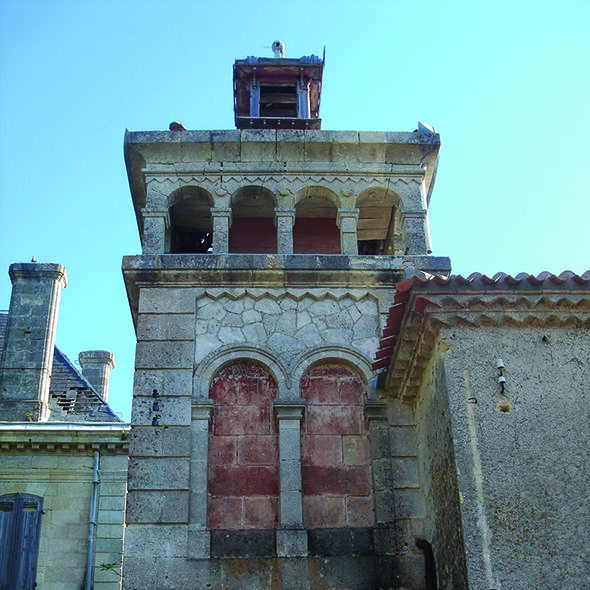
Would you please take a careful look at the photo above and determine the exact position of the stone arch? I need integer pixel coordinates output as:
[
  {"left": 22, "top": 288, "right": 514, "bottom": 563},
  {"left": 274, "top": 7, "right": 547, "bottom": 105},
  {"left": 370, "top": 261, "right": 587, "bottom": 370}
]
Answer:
[
  {"left": 291, "top": 345, "right": 375, "bottom": 395},
  {"left": 229, "top": 186, "right": 277, "bottom": 253},
  {"left": 168, "top": 186, "right": 214, "bottom": 253},
  {"left": 193, "top": 344, "right": 288, "bottom": 399},
  {"left": 356, "top": 187, "right": 402, "bottom": 255},
  {"left": 294, "top": 186, "right": 340, "bottom": 254}
]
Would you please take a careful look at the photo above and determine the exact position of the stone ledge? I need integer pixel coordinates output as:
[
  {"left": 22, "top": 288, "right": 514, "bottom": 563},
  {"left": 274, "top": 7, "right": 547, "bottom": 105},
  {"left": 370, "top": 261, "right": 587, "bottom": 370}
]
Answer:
[{"left": 0, "top": 426, "right": 129, "bottom": 453}]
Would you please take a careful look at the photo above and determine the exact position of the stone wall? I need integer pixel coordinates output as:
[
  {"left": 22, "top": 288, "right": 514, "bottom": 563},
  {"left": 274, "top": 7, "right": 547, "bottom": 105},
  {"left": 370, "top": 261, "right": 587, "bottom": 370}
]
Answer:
[
  {"left": 441, "top": 326, "right": 590, "bottom": 589},
  {"left": 414, "top": 348, "right": 468, "bottom": 589}
]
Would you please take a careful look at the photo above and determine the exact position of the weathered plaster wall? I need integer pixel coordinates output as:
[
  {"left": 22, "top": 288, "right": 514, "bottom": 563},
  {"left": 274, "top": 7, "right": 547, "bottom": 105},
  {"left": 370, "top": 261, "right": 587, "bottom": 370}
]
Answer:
[
  {"left": 441, "top": 326, "right": 590, "bottom": 589},
  {"left": 414, "top": 347, "right": 468, "bottom": 590}
]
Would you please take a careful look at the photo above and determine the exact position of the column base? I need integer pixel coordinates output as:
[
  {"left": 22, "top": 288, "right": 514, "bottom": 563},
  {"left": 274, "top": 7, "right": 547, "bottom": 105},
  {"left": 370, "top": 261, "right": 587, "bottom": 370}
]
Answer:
[
  {"left": 276, "top": 526, "right": 308, "bottom": 557},
  {"left": 188, "top": 526, "right": 210, "bottom": 558}
]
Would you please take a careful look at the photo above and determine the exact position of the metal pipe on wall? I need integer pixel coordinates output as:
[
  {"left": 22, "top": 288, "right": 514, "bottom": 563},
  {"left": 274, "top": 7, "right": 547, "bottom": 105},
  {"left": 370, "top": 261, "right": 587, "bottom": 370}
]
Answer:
[{"left": 85, "top": 451, "right": 100, "bottom": 590}]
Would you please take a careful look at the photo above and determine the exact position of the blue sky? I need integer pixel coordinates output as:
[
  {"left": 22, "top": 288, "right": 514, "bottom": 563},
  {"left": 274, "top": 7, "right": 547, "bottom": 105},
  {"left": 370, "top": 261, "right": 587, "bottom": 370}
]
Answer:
[{"left": 1, "top": 0, "right": 589, "bottom": 420}]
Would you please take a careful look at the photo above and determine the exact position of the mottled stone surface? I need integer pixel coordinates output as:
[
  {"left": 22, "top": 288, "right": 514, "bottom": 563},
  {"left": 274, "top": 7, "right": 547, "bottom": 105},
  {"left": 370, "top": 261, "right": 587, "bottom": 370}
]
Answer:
[{"left": 439, "top": 327, "right": 590, "bottom": 590}]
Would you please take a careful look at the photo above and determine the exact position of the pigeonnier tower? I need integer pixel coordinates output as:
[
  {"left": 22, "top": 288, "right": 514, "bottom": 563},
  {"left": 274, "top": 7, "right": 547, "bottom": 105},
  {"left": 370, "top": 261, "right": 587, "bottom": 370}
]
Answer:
[{"left": 122, "top": 43, "right": 450, "bottom": 589}]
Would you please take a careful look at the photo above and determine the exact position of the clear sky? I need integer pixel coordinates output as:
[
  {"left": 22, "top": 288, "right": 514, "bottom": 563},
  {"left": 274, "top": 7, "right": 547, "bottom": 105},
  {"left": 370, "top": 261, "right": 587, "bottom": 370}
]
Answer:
[{"left": 1, "top": 0, "right": 588, "bottom": 421}]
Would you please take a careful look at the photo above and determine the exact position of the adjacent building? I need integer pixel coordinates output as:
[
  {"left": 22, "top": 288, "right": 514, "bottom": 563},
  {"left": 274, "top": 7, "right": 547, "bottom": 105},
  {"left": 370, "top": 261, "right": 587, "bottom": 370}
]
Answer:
[{"left": 0, "top": 263, "right": 128, "bottom": 590}]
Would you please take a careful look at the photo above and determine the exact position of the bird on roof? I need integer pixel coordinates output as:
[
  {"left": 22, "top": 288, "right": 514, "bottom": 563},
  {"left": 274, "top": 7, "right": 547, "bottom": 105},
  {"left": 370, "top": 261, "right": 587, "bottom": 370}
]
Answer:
[{"left": 169, "top": 121, "right": 187, "bottom": 131}]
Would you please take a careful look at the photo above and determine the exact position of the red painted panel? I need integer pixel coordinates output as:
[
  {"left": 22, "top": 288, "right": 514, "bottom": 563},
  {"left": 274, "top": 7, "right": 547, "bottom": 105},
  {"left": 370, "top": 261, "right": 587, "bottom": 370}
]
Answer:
[
  {"left": 208, "top": 363, "right": 279, "bottom": 529},
  {"left": 209, "top": 465, "right": 279, "bottom": 496},
  {"left": 293, "top": 218, "right": 340, "bottom": 254},
  {"left": 300, "top": 365, "right": 374, "bottom": 529},
  {"left": 301, "top": 466, "right": 372, "bottom": 496},
  {"left": 229, "top": 218, "right": 277, "bottom": 253}
]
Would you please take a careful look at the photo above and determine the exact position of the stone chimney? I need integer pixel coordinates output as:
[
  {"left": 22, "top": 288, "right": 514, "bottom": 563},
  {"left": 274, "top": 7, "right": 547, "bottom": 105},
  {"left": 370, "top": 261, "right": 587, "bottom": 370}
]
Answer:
[
  {"left": 0, "top": 262, "right": 67, "bottom": 421},
  {"left": 78, "top": 350, "right": 115, "bottom": 402}
]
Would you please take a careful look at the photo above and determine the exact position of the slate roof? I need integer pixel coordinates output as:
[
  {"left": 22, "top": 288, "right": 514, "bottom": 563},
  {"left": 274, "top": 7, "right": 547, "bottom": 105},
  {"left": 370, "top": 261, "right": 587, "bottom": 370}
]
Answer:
[
  {"left": 0, "top": 311, "right": 122, "bottom": 422},
  {"left": 373, "top": 271, "right": 590, "bottom": 372}
]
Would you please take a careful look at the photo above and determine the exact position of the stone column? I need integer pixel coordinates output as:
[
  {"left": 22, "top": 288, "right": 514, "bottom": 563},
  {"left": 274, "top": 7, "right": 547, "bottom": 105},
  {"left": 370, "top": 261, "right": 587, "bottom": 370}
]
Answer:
[
  {"left": 274, "top": 400, "right": 307, "bottom": 557},
  {"left": 141, "top": 209, "right": 169, "bottom": 254},
  {"left": 188, "top": 400, "right": 214, "bottom": 558},
  {"left": 0, "top": 263, "right": 67, "bottom": 422},
  {"left": 78, "top": 350, "right": 115, "bottom": 402},
  {"left": 210, "top": 207, "right": 232, "bottom": 254},
  {"left": 274, "top": 208, "right": 296, "bottom": 254},
  {"left": 337, "top": 208, "right": 360, "bottom": 255},
  {"left": 365, "top": 400, "right": 396, "bottom": 555}
]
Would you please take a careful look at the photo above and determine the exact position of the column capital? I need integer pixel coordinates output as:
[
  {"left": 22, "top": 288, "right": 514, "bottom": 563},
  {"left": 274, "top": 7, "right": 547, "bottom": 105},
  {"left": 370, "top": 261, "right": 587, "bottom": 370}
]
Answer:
[
  {"left": 191, "top": 400, "right": 214, "bottom": 420},
  {"left": 274, "top": 207, "right": 296, "bottom": 229},
  {"left": 364, "top": 399, "right": 388, "bottom": 422},
  {"left": 211, "top": 207, "right": 232, "bottom": 217},
  {"left": 141, "top": 207, "right": 170, "bottom": 226},
  {"left": 399, "top": 209, "right": 427, "bottom": 220},
  {"left": 336, "top": 207, "right": 360, "bottom": 227},
  {"left": 274, "top": 400, "right": 305, "bottom": 420}
]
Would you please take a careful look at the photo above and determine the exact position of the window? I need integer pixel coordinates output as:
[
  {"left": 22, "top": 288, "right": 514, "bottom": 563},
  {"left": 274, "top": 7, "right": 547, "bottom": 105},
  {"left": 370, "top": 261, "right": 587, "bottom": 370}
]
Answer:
[{"left": 0, "top": 493, "right": 43, "bottom": 590}]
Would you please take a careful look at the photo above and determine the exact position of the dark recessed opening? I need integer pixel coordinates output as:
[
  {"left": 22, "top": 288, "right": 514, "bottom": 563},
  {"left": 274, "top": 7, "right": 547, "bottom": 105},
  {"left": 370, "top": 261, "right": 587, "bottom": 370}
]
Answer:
[
  {"left": 260, "top": 84, "right": 297, "bottom": 118},
  {"left": 173, "top": 228, "right": 212, "bottom": 254}
]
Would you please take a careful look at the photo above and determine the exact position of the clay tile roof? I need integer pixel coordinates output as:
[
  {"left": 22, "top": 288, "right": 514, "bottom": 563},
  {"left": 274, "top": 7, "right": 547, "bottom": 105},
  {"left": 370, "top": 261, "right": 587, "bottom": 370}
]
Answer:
[{"left": 372, "top": 270, "right": 590, "bottom": 372}]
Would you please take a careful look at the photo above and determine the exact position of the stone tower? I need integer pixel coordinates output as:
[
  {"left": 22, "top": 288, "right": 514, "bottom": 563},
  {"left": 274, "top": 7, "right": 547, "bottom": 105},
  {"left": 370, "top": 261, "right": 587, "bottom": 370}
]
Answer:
[{"left": 122, "top": 45, "right": 450, "bottom": 589}]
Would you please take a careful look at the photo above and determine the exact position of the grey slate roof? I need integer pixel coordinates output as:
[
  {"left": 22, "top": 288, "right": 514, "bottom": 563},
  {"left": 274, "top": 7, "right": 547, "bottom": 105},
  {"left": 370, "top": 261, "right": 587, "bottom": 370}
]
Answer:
[{"left": 0, "top": 311, "right": 122, "bottom": 423}]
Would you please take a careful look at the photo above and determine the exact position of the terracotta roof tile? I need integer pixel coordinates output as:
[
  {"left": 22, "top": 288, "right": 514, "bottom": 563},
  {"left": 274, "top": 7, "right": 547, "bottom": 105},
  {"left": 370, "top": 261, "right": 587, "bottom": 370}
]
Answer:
[{"left": 372, "top": 270, "right": 590, "bottom": 373}]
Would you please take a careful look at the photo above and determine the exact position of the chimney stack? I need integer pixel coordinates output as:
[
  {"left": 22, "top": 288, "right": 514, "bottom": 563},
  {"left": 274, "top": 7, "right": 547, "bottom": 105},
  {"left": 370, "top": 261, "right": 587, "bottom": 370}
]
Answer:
[
  {"left": 78, "top": 350, "right": 115, "bottom": 402},
  {"left": 0, "top": 262, "right": 67, "bottom": 421}
]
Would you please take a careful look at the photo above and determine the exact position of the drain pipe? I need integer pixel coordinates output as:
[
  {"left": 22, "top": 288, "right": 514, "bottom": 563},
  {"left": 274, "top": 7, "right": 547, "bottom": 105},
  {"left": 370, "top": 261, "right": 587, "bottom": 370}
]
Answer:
[{"left": 85, "top": 451, "right": 100, "bottom": 590}]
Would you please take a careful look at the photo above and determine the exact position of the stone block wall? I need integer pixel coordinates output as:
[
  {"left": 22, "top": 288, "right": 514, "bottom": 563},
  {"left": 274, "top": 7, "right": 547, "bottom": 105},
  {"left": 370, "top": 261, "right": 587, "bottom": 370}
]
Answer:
[
  {"left": 0, "top": 437, "right": 127, "bottom": 590},
  {"left": 414, "top": 349, "right": 468, "bottom": 590}
]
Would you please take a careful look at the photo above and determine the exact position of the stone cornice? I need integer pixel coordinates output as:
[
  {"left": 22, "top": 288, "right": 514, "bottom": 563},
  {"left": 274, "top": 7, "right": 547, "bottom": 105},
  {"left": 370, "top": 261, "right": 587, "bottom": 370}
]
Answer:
[{"left": 0, "top": 424, "right": 130, "bottom": 453}]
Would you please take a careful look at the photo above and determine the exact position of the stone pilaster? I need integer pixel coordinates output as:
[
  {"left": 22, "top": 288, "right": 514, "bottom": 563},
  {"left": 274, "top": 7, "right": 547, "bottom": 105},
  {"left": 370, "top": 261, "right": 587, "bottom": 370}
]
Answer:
[
  {"left": 337, "top": 208, "right": 360, "bottom": 255},
  {"left": 210, "top": 207, "right": 232, "bottom": 254},
  {"left": 141, "top": 209, "right": 169, "bottom": 254},
  {"left": 188, "top": 400, "right": 214, "bottom": 558},
  {"left": 365, "top": 400, "right": 396, "bottom": 555},
  {"left": 274, "top": 208, "right": 296, "bottom": 254},
  {"left": 274, "top": 400, "right": 307, "bottom": 557},
  {"left": 0, "top": 263, "right": 67, "bottom": 421},
  {"left": 400, "top": 210, "right": 430, "bottom": 255}
]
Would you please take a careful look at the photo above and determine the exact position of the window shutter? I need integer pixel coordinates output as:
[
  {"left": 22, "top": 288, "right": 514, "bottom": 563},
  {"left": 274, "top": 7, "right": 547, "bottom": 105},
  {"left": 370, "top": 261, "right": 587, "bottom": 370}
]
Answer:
[
  {"left": 0, "top": 493, "right": 43, "bottom": 590},
  {"left": 0, "top": 496, "right": 17, "bottom": 589}
]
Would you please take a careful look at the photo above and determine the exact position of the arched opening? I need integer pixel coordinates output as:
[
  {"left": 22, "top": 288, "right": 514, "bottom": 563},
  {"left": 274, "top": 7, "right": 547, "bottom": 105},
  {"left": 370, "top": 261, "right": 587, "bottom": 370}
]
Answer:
[
  {"left": 294, "top": 188, "right": 340, "bottom": 254},
  {"left": 169, "top": 187, "right": 213, "bottom": 253},
  {"left": 300, "top": 362, "right": 374, "bottom": 528},
  {"left": 229, "top": 187, "right": 277, "bottom": 253},
  {"left": 207, "top": 361, "right": 279, "bottom": 529},
  {"left": 356, "top": 188, "right": 397, "bottom": 255}
]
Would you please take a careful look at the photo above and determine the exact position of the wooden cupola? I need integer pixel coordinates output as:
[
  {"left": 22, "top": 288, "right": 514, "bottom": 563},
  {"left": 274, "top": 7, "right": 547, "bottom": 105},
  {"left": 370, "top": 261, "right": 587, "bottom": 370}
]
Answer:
[{"left": 233, "top": 42, "right": 324, "bottom": 130}]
